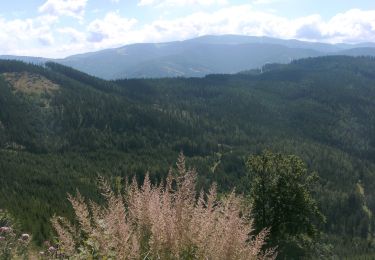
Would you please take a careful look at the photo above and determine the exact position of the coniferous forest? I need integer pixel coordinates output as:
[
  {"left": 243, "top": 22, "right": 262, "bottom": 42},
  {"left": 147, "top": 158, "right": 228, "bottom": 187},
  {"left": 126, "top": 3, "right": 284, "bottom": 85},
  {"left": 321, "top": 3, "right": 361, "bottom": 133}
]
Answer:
[{"left": 1, "top": 56, "right": 375, "bottom": 258}]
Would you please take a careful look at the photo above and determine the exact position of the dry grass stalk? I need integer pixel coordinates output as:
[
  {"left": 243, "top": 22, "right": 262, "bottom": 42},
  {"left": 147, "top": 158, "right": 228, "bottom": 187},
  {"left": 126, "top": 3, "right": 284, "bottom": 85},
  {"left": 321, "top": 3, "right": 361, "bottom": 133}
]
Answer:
[{"left": 52, "top": 153, "right": 276, "bottom": 259}]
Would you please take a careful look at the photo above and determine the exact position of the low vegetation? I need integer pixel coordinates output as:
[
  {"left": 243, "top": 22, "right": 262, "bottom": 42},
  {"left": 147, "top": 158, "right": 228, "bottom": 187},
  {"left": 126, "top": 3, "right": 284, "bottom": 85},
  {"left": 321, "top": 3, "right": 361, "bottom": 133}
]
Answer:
[
  {"left": 0, "top": 209, "right": 30, "bottom": 259},
  {"left": 50, "top": 154, "right": 276, "bottom": 259}
]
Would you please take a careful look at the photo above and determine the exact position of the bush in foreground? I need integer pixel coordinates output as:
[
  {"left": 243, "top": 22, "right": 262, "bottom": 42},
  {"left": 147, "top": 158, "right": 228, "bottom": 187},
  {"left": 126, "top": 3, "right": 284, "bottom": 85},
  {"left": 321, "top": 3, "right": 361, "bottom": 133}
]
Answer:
[{"left": 51, "top": 154, "right": 276, "bottom": 259}]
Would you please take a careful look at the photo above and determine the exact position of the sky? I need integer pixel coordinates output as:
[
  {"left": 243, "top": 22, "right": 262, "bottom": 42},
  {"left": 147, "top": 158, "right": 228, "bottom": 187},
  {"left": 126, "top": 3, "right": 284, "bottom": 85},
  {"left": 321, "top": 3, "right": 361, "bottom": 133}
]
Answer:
[{"left": 0, "top": 0, "right": 374, "bottom": 58}]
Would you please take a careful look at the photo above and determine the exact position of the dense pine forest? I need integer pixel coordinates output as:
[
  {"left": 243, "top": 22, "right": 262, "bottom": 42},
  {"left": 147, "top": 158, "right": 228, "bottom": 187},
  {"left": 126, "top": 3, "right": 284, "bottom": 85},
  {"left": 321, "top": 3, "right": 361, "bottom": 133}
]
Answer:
[{"left": 1, "top": 56, "right": 375, "bottom": 258}]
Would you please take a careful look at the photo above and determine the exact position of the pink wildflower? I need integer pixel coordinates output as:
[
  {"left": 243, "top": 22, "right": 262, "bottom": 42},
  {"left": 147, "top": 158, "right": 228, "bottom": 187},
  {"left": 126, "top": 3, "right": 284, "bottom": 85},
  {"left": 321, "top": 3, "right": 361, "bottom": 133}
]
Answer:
[
  {"left": 21, "top": 233, "right": 30, "bottom": 241},
  {"left": 0, "top": 227, "right": 11, "bottom": 233},
  {"left": 48, "top": 246, "right": 57, "bottom": 252}
]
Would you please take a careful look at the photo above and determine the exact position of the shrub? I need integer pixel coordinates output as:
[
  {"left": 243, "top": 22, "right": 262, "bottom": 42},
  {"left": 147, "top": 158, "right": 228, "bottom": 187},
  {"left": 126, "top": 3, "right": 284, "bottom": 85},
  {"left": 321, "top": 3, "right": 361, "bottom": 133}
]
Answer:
[{"left": 52, "top": 153, "right": 276, "bottom": 259}]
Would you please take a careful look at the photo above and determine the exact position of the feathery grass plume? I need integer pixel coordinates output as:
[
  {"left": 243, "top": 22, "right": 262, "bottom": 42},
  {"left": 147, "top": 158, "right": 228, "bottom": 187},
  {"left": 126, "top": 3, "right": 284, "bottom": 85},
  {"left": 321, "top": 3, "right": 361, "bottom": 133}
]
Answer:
[
  {"left": 52, "top": 153, "right": 276, "bottom": 259},
  {"left": 50, "top": 216, "right": 76, "bottom": 256}
]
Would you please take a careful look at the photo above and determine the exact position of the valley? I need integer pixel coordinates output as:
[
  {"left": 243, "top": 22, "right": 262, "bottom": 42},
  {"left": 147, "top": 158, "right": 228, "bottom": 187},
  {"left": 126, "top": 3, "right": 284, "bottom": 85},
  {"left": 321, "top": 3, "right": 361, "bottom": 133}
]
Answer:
[{"left": 1, "top": 56, "right": 375, "bottom": 257}]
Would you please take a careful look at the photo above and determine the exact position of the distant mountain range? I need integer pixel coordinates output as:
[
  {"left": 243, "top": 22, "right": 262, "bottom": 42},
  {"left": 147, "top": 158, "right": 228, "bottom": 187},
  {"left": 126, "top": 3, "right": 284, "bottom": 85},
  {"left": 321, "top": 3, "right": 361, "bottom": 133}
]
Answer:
[{"left": 2, "top": 35, "right": 375, "bottom": 79}]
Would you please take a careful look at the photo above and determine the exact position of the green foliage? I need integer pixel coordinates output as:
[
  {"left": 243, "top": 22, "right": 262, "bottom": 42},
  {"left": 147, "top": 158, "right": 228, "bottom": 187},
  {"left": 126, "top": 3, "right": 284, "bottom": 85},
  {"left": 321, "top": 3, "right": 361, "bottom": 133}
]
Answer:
[
  {"left": 1, "top": 56, "right": 375, "bottom": 257},
  {"left": 0, "top": 210, "right": 30, "bottom": 259},
  {"left": 245, "top": 151, "right": 325, "bottom": 258}
]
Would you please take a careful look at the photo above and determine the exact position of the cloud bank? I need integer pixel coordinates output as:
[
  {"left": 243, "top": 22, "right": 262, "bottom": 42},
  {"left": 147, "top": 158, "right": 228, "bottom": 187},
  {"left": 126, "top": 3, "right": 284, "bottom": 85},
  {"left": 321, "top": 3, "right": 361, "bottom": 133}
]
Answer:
[
  {"left": 0, "top": 1, "right": 374, "bottom": 58},
  {"left": 38, "top": 0, "right": 88, "bottom": 19}
]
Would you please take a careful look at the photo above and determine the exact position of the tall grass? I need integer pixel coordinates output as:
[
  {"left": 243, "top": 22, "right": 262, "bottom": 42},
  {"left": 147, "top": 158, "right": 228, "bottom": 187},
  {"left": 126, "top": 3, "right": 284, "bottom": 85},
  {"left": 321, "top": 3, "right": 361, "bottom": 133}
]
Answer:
[{"left": 51, "top": 153, "right": 276, "bottom": 259}]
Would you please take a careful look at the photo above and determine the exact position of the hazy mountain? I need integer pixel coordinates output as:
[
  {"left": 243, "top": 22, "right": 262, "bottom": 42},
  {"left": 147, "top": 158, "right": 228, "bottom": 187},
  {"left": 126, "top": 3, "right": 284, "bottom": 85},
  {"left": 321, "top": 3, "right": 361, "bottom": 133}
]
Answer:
[
  {"left": 0, "top": 55, "right": 48, "bottom": 64},
  {"left": 1, "top": 35, "right": 375, "bottom": 79},
  {"left": 335, "top": 47, "right": 375, "bottom": 56},
  {"left": 108, "top": 43, "right": 323, "bottom": 78}
]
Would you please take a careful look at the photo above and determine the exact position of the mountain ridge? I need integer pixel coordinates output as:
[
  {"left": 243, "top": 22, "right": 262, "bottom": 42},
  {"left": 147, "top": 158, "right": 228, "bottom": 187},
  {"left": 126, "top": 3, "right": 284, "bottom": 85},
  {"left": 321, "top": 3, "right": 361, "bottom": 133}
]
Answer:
[{"left": 1, "top": 35, "right": 375, "bottom": 79}]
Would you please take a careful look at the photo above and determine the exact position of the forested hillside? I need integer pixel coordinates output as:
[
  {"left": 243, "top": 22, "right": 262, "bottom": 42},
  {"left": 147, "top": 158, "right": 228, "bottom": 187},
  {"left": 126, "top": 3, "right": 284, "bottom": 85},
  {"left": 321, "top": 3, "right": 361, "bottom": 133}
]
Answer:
[{"left": 1, "top": 56, "right": 375, "bottom": 257}]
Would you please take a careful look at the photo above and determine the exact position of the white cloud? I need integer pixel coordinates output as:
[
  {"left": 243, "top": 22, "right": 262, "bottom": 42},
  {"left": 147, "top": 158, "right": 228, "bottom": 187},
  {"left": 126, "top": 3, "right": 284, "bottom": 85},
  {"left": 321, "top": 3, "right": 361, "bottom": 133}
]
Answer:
[
  {"left": 87, "top": 12, "right": 138, "bottom": 44},
  {"left": 138, "top": 0, "right": 227, "bottom": 7},
  {"left": 134, "top": 7, "right": 375, "bottom": 44},
  {"left": 0, "top": 15, "right": 58, "bottom": 56},
  {"left": 38, "top": 0, "right": 88, "bottom": 19},
  {"left": 57, "top": 27, "right": 86, "bottom": 43},
  {"left": 1, "top": 5, "right": 375, "bottom": 58},
  {"left": 325, "top": 9, "right": 375, "bottom": 43},
  {"left": 137, "top": 5, "right": 293, "bottom": 41}
]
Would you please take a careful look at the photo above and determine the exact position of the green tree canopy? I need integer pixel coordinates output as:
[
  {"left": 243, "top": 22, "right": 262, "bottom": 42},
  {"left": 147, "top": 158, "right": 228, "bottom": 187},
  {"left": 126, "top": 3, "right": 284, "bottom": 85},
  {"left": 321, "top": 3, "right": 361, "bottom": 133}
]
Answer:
[{"left": 246, "top": 151, "right": 325, "bottom": 258}]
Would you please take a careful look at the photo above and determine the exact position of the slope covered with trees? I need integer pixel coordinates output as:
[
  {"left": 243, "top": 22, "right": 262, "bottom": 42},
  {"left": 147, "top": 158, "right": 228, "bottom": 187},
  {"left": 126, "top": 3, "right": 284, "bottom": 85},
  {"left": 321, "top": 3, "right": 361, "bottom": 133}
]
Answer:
[{"left": 1, "top": 56, "right": 375, "bottom": 257}]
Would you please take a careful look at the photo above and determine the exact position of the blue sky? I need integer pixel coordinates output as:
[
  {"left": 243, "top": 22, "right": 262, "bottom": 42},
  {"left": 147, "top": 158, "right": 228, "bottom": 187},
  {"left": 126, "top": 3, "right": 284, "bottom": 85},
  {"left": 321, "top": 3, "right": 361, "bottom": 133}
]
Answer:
[{"left": 0, "top": 0, "right": 374, "bottom": 57}]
